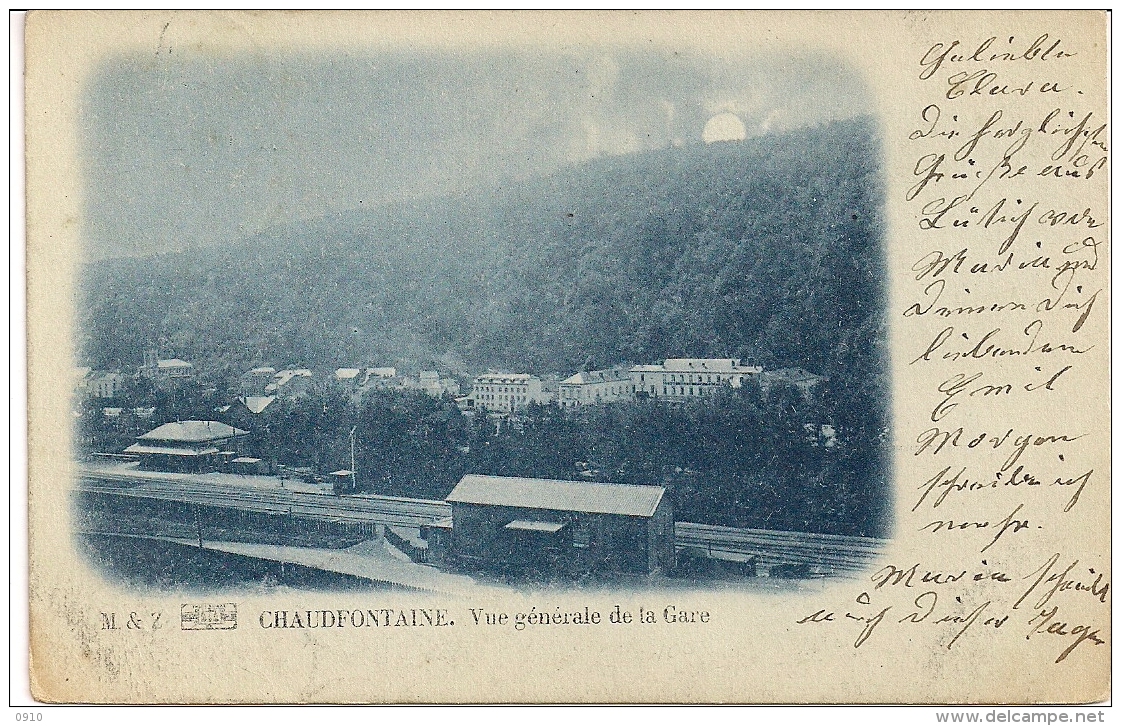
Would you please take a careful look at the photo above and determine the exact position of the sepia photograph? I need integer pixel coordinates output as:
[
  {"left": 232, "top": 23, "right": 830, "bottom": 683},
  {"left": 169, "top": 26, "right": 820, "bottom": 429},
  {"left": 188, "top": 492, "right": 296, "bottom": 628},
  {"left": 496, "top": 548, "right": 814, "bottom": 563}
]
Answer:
[
  {"left": 22, "top": 10, "right": 1108, "bottom": 705},
  {"left": 72, "top": 41, "right": 890, "bottom": 594}
]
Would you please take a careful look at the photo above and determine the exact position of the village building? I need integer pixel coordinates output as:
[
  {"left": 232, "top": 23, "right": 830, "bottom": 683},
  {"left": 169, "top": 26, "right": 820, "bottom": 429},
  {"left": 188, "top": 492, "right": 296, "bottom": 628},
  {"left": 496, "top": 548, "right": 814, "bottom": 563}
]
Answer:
[
  {"left": 140, "top": 350, "right": 195, "bottom": 381},
  {"left": 266, "top": 369, "right": 313, "bottom": 398},
  {"left": 156, "top": 359, "right": 195, "bottom": 379},
  {"left": 123, "top": 420, "right": 248, "bottom": 473},
  {"left": 335, "top": 368, "right": 362, "bottom": 387},
  {"left": 558, "top": 368, "right": 635, "bottom": 407},
  {"left": 218, "top": 395, "right": 279, "bottom": 444},
  {"left": 84, "top": 370, "right": 126, "bottom": 399},
  {"left": 363, "top": 367, "right": 397, "bottom": 386},
  {"left": 629, "top": 358, "right": 762, "bottom": 401},
  {"left": 440, "top": 377, "right": 461, "bottom": 397},
  {"left": 443, "top": 474, "right": 673, "bottom": 575},
  {"left": 470, "top": 373, "right": 558, "bottom": 413},
  {"left": 360, "top": 367, "right": 405, "bottom": 392},
  {"left": 417, "top": 370, "right": 461, "bottom": 398}
]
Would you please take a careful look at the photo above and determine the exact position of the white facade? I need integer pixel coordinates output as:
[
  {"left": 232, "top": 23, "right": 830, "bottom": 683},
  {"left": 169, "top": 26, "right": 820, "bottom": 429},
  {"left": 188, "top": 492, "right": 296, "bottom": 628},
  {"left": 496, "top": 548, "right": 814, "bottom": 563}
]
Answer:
[
  {"left": 559, "top": 368, "right": 636, "bottom": 407},
  {"left": 86, "top": 371, "right": 125, "bottom": 398},
  {"left": 629, "top": 358, "right": 762, "bottom": 401},
  {"left": 471, "top": 373, "right": 557, "bottom": 412}
]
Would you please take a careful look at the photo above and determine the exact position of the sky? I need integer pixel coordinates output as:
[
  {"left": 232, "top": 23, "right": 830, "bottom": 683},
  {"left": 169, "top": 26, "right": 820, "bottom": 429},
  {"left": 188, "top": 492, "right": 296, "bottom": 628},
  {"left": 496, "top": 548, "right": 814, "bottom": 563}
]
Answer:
[{"left": 80, "top": 48, "right": 870, "bottom": 260}]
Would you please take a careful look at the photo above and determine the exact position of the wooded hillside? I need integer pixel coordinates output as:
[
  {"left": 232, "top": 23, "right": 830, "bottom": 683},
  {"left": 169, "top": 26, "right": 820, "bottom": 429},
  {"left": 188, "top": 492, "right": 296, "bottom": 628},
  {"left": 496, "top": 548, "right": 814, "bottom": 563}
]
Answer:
[{"left": 78, "top": 116, "right": 891, "bottom": 536}]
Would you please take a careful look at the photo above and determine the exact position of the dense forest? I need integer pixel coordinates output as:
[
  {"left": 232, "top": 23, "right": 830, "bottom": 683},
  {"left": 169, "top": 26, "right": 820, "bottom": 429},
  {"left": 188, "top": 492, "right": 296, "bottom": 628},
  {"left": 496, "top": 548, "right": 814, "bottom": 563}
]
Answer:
[
  {"left": 80, "top": 117, "right": 884, "bottom": 382},
  {"left": 77, "top": 116, "right": 891, "bottom": 537}
]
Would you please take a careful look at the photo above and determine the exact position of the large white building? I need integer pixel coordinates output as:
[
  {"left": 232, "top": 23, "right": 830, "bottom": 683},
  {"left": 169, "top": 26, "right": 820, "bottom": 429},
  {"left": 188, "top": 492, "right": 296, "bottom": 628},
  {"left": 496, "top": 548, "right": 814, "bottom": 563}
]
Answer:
[
  {"left": 629, "top": 358, "right": 762, "bottom": 402},
  {"left": 82, "top": 370, "right": 125, "bottom": 399},
  {"left": 559, "top": 368, "right": 635, "bottom": 407},
  {"left": 471, "top": 373, "right": 557, "bottom": 413}
]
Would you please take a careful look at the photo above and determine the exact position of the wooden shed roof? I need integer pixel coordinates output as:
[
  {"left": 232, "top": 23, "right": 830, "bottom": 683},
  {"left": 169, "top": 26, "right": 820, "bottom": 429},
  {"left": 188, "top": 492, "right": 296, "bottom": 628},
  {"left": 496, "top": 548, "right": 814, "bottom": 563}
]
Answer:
[
  {"left": 446, "top": 474, "right": 665, "bottom": 518},
  {"left": 137, "top": 420, "right": 248, "bottom": 443}
]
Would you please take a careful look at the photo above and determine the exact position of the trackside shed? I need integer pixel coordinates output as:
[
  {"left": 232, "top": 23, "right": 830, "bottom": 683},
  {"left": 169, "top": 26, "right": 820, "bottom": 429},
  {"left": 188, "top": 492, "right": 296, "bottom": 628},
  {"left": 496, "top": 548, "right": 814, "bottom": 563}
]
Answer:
[{"left": 444, "top": 474, "right": 673, "bottom": 575}]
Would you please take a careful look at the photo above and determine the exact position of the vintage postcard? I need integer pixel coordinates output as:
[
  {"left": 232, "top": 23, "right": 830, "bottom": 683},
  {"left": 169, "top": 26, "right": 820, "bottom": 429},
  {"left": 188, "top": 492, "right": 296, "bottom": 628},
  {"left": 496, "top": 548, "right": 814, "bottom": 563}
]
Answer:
[{"left": 24, "top": 10, "right": 1109, "bottom": 703}]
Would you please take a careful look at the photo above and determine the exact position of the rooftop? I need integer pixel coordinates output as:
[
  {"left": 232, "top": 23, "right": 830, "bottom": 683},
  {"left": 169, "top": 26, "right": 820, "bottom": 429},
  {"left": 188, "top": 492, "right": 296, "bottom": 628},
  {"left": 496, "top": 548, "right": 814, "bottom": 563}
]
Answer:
[
  {"left": 241, "top": 396, "right": 275, "bottom": 414},
  {"left": 662, "top": 358, "right": 760, "bottom": 372},
  {"left": 273, "top": 369, "right": 313, "bottom": 388},
  {"left": 446, "top": 474, "right": 665, "bottom": 518},
  {"left": 157, "top": 359, "right": 193, "bottom": 368},
  {"left": 474, "top": 373, "right": 535, "bottom": 383},
  {"left": 138, "top": 420, "right": 249, "bottom": 443},
  {"left": 562, "top": 368, "right": 630, "bottom": 385}
]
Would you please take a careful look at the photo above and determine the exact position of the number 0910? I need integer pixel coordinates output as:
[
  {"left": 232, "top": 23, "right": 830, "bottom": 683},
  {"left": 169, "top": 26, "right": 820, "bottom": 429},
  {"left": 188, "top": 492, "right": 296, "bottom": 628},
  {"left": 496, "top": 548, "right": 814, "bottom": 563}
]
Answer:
[{"left": 15, "top": 714, "right": 42, "bottom": 722}]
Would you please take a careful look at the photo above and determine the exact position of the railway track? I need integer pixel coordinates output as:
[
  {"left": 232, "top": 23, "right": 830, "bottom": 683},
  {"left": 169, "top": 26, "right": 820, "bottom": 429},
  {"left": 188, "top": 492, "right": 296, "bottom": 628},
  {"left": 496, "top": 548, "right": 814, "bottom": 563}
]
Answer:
[
  {"left": 77, "top": 470, "right": 449, "bottom": 527},
  {"left": 77, "top": 468, "right": 887, "bottom": 574}
]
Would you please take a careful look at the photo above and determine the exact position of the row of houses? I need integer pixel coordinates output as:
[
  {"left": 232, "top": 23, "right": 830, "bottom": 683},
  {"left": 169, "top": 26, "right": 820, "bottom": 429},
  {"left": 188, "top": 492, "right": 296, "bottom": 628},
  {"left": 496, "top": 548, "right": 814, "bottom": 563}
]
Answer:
[
  {"left": 77, "top": 350, "right": 460, "bottom": 404},
  {"left": 462, "top": 358, "right": 823, "bottom": 413},
  {"left": 239, "top": 366, "right": 460, "bottom": 400},
  {"left": 76, "top": 352, "right": 197, "bottom": 400}
]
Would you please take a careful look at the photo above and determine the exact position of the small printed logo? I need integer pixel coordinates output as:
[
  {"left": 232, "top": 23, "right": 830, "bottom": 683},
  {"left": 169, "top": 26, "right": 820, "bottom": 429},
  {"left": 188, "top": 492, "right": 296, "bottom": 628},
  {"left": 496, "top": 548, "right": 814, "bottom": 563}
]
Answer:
[{"left": 181, "top": 603, "right": 238, "bottom": 631}]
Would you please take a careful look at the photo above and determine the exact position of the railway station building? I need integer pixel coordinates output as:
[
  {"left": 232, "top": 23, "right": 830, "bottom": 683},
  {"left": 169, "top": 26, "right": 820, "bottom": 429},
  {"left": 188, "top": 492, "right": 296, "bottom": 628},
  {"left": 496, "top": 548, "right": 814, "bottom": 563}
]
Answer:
[
  {"left": 443, "top": 474, "right": 674, "bottom": 575},
  {"left": 124, "top": 420, "right": 249, "bottom": 473}
]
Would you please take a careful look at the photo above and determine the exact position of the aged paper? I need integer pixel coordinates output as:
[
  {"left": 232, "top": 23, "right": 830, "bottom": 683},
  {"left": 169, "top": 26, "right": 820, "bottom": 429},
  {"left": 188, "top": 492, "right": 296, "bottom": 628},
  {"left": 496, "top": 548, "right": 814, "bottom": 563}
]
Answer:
[{"left": 25, "top": 10, "right": 1109, "bottom": 703}]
